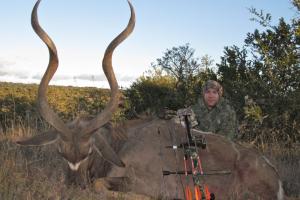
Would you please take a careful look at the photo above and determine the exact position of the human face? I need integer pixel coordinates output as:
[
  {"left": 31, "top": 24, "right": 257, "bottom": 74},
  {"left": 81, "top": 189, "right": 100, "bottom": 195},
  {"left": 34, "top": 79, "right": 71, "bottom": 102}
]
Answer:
[{"left": 204, "top": 88, "right": 220, "bottom": 109}]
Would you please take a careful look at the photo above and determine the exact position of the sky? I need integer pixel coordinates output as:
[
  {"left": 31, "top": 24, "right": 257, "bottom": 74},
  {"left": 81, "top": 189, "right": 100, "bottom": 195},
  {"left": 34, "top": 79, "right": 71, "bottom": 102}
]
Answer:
[{"left": 0, "top": 0, "right": 297, "bottom": 88}]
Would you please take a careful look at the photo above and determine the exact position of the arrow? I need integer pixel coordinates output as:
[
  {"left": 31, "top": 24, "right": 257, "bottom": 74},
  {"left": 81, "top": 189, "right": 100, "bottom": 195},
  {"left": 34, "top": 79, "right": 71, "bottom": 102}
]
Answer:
[
  {"left": 165, "top": 141, "right": 206, "bottom": 149},
  {"left": 162, "top": 170, "right": 231, "bottom": 176}
]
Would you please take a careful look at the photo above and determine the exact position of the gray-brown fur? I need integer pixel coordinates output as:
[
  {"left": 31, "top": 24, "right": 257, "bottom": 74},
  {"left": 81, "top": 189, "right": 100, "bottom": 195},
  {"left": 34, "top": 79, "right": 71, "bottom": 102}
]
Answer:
[{"left": 107, "top": 118, "right": 284, "bottom": 200}]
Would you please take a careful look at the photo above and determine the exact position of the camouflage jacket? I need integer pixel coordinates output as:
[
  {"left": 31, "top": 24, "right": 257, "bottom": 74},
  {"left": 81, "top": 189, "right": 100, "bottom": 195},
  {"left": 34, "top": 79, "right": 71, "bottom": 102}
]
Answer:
[{"left": 191, "top": 97, "right": 237, "bottom": 140}]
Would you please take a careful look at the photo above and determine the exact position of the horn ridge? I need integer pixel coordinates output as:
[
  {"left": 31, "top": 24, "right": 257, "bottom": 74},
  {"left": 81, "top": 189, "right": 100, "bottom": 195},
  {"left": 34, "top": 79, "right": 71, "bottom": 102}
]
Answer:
[{"left": 32, "top": 0, "right": 71, "bottom": 141}]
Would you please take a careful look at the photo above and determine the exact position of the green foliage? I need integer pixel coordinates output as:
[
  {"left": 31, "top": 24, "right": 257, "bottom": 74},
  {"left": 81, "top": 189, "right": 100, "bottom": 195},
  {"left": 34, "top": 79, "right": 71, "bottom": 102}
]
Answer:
[
  {"left": 217, "top": 46, "right": 256, "bottom": 115},
  {"left": 292, "top": 0, "right": 300, "bottom": 12},
  {"left": 249, "top": 7, "right": 272, "bottom": 27},
  {"left": 152, "top": 44, "right": 216, "bottom": 106},
  {"left": 244, "top": 97, "right": 265, "bottom": 124},
  {"left": 125, "top": 45, "right": 217, "bottom": 116},
  {"left": 124, "top": 70, "right": 179, "bottom": 116},
  {"left": 217, "top": 7, "right": 300, "bottom": 145}
]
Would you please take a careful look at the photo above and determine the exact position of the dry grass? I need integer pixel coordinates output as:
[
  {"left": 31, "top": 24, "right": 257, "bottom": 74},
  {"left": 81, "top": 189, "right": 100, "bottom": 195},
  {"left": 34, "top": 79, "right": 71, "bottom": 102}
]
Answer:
[{"left": 263, "top": 144, "right": 300, "bottom": 199}]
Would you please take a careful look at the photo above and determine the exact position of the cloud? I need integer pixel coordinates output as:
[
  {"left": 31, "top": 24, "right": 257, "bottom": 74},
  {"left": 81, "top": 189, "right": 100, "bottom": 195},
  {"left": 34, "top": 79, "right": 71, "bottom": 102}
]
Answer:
[
  {"left": 53, "top": 75, "right": 73, "bottom": 81},
  {"left": 33, "top": 73, "right": 108, "bottom": 82},
  {"left": 14, "top": 72, "right": 29, "bottom": 79},
  {"left": 0, "top": 70, "right": 8, "bottom": 76},
  {"left": 32, "top": 74, "right": 73, "bottom": 81},
  {"left": 0, "top": 71, "right": 29, "bottom": 79},
  {"left": 0, "top": 58, "right": 29, "bottom": 79},
  {"left": 1, "top": 67, "right": 137, "bottom": 88},
  {"left": 0, "top": 59, "right": 16, "bottom": 69},
  {"left": 0, "top": 69, "right": 29, "bottom": 80},
  {"left": 32, "top": 74, "right": 42, "bottom": 80},
  {"left": 74, "top": 74, "right": 106, "bottom": 81},
  {"left": 30, "top": 70, "right": 138, "bottom": 83},
  {"left": 74, "top": 74, "right": 137, "bottom": 83},
  {"left": 120, "top": 75, "right": 137, "bottom": 82}
]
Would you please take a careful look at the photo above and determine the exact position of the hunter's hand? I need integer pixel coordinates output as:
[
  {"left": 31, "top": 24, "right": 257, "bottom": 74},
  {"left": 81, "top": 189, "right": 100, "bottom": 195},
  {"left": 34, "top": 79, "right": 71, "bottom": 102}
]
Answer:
[{"left": 177, "top": 108, "right": 193, "bottom": 116}]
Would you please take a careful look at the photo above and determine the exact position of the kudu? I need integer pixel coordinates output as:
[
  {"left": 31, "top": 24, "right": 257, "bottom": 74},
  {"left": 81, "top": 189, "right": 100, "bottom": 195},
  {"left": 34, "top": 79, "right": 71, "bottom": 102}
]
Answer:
[{"left": 16, "top": 0, "right": 135, "bottom": 186}]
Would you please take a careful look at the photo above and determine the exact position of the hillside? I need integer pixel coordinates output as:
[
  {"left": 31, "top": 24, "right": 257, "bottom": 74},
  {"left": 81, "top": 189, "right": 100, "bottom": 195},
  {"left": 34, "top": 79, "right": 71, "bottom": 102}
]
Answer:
[{"left": 0, "top": 82, "right": 122, "bottom": 131}]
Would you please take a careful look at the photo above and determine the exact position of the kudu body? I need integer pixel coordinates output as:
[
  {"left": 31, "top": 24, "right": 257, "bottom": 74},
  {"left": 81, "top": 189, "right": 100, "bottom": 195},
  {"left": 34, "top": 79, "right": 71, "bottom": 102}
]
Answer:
[
  {"left": 17, "top": 0, "right": 135, "bottom": 186},
  {"left": 106, "top": 118, "right": 284, "bottom": 200}
]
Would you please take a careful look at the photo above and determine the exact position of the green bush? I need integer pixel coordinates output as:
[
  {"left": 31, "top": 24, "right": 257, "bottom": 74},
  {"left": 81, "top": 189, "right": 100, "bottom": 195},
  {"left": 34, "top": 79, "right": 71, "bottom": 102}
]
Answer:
[{"left": 124, "top": 73, "right": 179, "bottom": 117}]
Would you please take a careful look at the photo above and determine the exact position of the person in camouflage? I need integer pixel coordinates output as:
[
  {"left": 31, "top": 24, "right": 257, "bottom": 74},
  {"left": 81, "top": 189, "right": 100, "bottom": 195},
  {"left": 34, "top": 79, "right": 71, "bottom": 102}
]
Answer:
[{"left": 190, "top": 80, "right": 237, "bottom": 140}]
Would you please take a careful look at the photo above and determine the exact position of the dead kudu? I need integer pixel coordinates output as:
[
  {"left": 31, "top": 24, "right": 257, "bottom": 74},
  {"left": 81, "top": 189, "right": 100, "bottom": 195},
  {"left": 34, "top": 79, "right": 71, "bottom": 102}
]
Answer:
[{"left": 16, "top": 0, "right": 135, "bottom": 187}]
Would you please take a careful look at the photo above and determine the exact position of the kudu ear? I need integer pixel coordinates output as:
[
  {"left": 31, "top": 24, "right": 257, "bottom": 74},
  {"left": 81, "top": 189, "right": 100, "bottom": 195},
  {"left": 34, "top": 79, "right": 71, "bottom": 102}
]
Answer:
[
  {"left": 16, "top": 130, "right": 59, "bottom": 146},
  {"left": 93, "top": 133, "right": 125, "bottom": 167}
]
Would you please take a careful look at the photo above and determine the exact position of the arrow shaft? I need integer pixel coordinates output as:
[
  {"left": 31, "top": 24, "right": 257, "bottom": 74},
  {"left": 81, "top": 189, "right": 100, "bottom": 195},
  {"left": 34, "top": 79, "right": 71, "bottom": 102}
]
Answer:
[{"left": 163, "top": 170, "right": 231, "bottom": 176}]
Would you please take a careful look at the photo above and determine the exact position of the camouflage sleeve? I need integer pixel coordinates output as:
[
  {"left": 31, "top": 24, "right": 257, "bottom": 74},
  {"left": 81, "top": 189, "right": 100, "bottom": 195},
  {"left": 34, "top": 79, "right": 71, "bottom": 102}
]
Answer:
[
  {"left": 218, "top": 106, "right": 238, "bottom": 140},
  {"left": 190, "top": 101, "right": 202, "bottom": 124}
]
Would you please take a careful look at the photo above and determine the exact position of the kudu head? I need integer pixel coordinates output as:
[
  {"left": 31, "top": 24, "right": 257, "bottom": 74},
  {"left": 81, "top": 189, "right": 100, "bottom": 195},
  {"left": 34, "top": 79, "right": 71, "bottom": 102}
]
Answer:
[{"left": 16, "top": 0, "right": 135, "bottom": 186}]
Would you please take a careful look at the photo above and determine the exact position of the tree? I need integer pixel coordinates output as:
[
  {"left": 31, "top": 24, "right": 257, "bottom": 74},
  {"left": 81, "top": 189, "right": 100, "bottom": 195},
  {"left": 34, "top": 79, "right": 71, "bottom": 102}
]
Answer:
[
  {"left": 124, "top": 44, "right": 217, "bottom": 116},
  {"left": 217, "top": 45, "right": 254, "bottom": 116},
  {"left": 245, "top": 9, "right": 300, "bottom": 115},
  {"left": 217, "top": 5, "right": 300, "bottom": 144},
  {"left": 124, "top": 69, "right": 178, "bottom": 117},
  {"left": 153, "top": 43, "right": 215, "bottom": 105}
]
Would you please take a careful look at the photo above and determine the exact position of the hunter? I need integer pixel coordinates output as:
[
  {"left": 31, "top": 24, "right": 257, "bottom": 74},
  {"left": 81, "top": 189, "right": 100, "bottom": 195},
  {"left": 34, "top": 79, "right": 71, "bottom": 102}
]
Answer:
[{"left": 178, "top": 80, "right": 238, "bottom": 140}]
